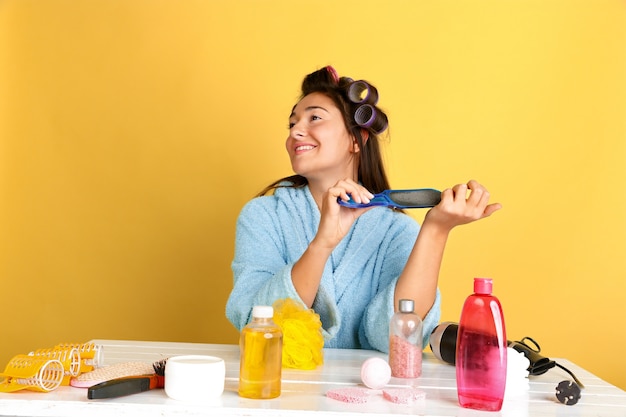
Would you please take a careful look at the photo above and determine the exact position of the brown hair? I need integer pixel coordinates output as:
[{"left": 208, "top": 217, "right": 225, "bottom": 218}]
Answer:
[{"left": 258, "top": 66, "right": 391, "bottom": 196}]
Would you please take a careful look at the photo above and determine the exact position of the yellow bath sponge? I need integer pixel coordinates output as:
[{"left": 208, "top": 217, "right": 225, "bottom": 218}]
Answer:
[{"left": 272, "top": 298, "right": 324, "bottom": 370}]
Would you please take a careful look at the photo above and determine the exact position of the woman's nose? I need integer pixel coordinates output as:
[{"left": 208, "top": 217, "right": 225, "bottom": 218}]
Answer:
[{"left": 290, "top": 121, "right": 306, "bottom": 138}]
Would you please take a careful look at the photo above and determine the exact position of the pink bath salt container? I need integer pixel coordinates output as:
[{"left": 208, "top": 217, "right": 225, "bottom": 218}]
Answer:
[
  {"left": 360, "top": 357, "right": 391, "bottom": 389},
  {"left": 389, "top": 299, "right": 423, "bottom": 378}
]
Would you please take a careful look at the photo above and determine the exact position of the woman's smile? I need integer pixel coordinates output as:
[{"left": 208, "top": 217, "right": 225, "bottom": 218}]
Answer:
[{"left": 294, "top": 144, "right": 317, "bottom": 154}]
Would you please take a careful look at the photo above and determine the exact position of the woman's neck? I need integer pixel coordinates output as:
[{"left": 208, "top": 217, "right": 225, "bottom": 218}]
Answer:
[
  {"left": 303, "top": 161, "right": 359, "bottom": 210},
  {"left": 307, "top": 180, "right": 329, "bottom": 210},
  {"left": 307, "top": 175, "right": 355, "bottom": 211}
]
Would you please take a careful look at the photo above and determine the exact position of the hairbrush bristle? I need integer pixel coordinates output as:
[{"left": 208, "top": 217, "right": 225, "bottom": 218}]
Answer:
[
  {"left": 152, "top": 358, "right": 167, "bottom": 376},
  {"left": 387, "top": 189, "right": 441, "bottom": 207}
]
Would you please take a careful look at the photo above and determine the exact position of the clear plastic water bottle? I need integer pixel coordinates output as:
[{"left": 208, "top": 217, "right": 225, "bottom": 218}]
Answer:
[
  {"left": 389, "top": 299, "right": 423, "bottom": 378},
  {"left": 456, "top": 278, "right": 507, "bottom": 411},
  {"left": 238, "top": 306, "right": 283, "bottom": 399}
]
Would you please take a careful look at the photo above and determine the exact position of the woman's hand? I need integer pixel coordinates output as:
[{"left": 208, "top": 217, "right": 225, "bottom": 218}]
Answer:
[
  {"left": 294, "top": 179, "right": 372, "bottom": 307},
  {"left": 313, "top": 179, "right": 373, "bottom": 250},
  {"left": 424, "top": 180, "right": 502, "bottom": 233}
]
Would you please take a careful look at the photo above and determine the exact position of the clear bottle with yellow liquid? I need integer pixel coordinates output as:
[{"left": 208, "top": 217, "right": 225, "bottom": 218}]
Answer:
[{"left": 238, "top": 305, "right": 283, "bottom": 399}]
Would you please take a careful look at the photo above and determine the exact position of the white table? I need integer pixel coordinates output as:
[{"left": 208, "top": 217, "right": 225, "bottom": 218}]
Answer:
[{"left": 0, "top": 339, "right": 624, "bottom": 416}]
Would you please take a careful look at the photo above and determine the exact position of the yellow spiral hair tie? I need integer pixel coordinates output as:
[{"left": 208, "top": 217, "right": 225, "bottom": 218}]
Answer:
[{"left": 272, "top": 298, "right": 324, "bottom": 370}]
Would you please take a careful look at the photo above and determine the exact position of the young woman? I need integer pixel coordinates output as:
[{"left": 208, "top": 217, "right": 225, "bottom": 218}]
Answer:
[{"left": 225, "top": 66, "right": 501, "bottom": 352}]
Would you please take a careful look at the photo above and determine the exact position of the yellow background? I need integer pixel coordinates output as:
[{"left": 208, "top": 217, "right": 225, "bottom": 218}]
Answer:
[{"left": 1, "top": 0, "right": 625, "bottom": 390}]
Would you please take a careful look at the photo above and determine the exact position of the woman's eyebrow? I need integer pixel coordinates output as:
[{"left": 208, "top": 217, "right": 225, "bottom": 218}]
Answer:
[
  {"left": 305, "top": 105, "right": 329, "bottom": 113},
  {"left": 289, "top": 105, "right": 330, "bottom": 119}
]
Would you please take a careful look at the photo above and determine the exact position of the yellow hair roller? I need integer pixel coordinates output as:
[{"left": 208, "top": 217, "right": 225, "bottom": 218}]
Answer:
[
  {"left": 55, "top": 342, "right": 102, "bottom": 373},
  {"left": 29, "top": 346, "right": 81, "bottom": 385},
  {"left": 0, "top": 354, "right": 65, "bottom": 393}
]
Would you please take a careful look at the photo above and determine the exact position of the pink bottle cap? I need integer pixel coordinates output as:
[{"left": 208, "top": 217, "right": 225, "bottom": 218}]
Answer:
[{"left": 473, "top": 278, "right": 493, "bottom": 294}]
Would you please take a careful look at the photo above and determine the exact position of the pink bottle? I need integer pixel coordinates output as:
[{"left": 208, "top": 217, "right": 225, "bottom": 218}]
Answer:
[{"left": 456, "top": 278, "right": 507, "bottom": 411}]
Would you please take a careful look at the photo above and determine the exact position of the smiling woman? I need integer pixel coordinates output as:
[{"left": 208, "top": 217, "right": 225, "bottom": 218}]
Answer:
[
  {"left": 287, "top": 93, "right": 367, "bottom": 191},
  {"left": 225, "top": 66, "right": 501, "bottom": 353}
]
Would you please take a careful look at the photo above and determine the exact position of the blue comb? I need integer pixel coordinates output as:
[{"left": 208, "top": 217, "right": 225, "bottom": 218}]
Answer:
[{"left": 338, "top": 188, "right": 441, "bottom": 209}]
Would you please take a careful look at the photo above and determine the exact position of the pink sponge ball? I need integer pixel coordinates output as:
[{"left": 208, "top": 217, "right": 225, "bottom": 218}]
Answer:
[{"left": 360, "top": 357, "right": 391, "bottom": 389}]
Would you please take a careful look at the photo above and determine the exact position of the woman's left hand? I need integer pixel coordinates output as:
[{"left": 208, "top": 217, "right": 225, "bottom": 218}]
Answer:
[{"left": 424, "top": 180, "right": 502, "bottom": 232}]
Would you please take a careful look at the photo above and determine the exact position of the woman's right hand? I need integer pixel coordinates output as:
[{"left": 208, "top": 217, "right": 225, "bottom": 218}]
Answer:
[{"left": 313, "top": 179, "right": 374, "bottom": 250}]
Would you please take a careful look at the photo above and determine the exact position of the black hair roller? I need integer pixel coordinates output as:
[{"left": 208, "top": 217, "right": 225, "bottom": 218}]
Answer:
[
  {"left": 354, "top": 104, "right": 388, "bottom": 134},
  {"left": 347, "top": 80, "right": 379, "bottom": 105}
]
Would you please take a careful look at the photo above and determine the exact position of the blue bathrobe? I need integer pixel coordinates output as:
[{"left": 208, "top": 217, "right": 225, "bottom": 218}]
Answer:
[{"left": 226, "top": 185, "right": 441, "bottom": 352}]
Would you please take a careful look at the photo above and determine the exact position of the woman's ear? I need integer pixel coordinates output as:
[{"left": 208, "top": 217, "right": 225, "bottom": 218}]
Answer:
[
  {"left": 352, "top": 129, "right": 369, "bottom": 153},
  {"left": 350, "top": 137, "right": 358, "bottom": 152}
]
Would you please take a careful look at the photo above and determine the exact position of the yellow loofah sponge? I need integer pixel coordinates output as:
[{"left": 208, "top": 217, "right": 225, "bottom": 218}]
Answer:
[{"left": 272, "top": 298, "right": 324, "bottom": 370}]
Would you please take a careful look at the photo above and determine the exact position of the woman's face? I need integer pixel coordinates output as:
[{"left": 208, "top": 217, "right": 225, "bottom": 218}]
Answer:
[{"left": 286, "top": 92, "right": 357, "bottom": 182}]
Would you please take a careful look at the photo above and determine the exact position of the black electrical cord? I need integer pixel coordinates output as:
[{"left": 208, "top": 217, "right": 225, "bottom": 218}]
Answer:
[{"left": 555, "top": 362, "right": 585, "bottom": 389}]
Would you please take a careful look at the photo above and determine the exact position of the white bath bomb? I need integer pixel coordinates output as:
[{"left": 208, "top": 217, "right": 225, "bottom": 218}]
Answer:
[{"left": 360, "top": 357, "right": 391, "bottom": 389}]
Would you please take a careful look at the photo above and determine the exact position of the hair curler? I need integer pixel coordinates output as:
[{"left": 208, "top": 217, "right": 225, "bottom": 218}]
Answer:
[
  {"left": 325, "top": 65, "right": 340, "bottom": 84},
  {"left": 55, "top": 342, "right": 102, "bottom": 373},
  {"left": 0, "top": 354, "right": 65, "bottom": 393},
  {"left": 354, "top": 104, "right": 388, "bottom": 134},
  {"left": 29, "top": 346, "right": 81, "bottom": 385},
  {"left": 347, "top": 80, "right": 379, "bottom": 105}
]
